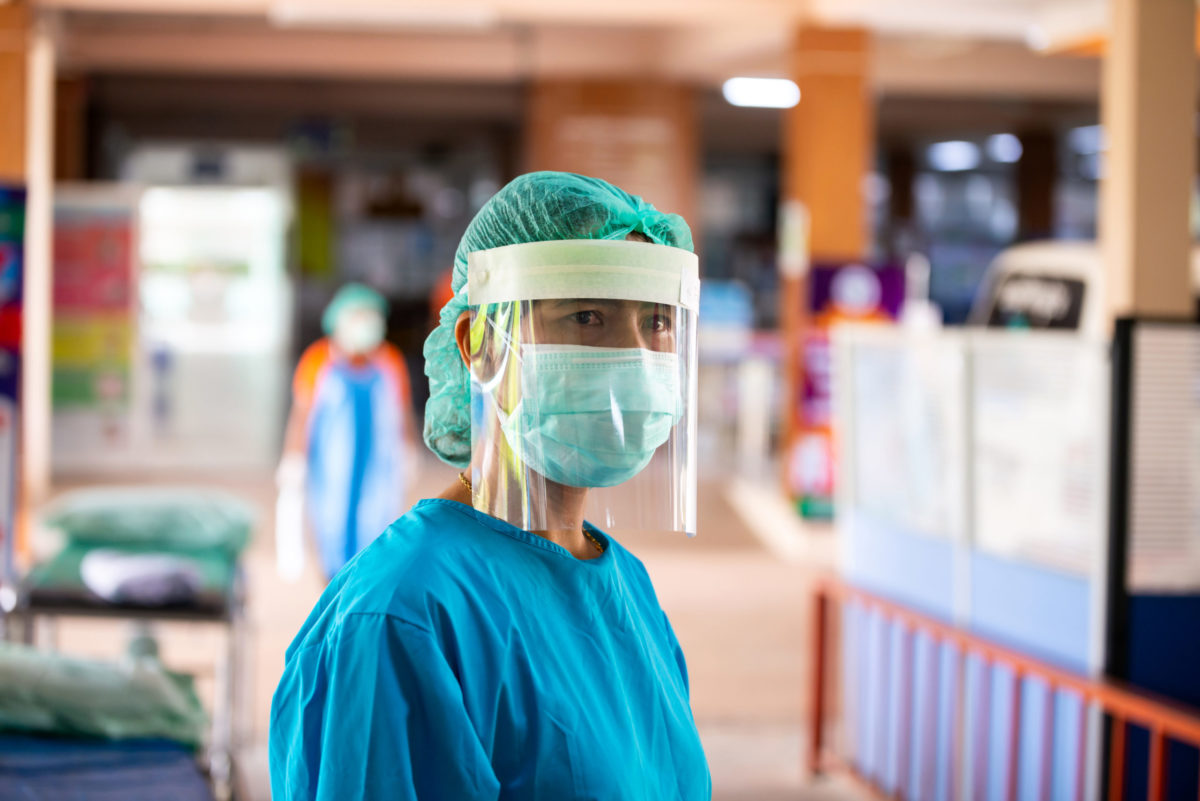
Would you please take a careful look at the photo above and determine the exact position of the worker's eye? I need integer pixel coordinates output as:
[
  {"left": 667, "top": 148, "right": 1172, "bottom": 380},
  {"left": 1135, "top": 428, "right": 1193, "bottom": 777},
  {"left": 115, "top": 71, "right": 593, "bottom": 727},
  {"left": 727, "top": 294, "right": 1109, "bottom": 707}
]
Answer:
[
  {"left": 645, "top": 307, "right": 674, "bottom": 333},
  {"left": 569, "top": 310, "right": 602, "bottom": 326}
]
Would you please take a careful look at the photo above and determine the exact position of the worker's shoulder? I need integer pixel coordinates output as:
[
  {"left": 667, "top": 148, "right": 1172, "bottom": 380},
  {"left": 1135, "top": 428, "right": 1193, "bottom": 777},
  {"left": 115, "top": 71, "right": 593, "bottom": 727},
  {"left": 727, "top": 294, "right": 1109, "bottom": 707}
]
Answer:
[
  {"left": 606, "top": 536, "right": 662, "bottom": 599},
  {"left": 332, "top": 499, "right": 504, "bottom": 621},
  {"left": 292, "top": 338, "right": 333, "bottom": 393},
  {"left": 297, "top": 337, "right": 332, "bottom": 367}
]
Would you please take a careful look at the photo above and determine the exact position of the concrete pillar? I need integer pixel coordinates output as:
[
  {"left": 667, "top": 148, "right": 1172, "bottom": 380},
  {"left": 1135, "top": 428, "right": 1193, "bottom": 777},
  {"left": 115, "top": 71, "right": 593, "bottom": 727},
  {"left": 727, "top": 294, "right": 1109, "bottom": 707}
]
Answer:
[
  {"left": 24, "top": 12, "right": 53, "bottom": 508},
  {"left": 779, "top": 26, "right": 872, "bottom": 499},
  {"left": 1100, "top": 0, "right": 1196, "bottom": 321},
  {"left": 0, "top": 5, "right": 29, "bottom": 183},
  {"left": 524, "top": 79, "right": 698, "bottom": 226},
  {"left": 783, "top": 27, "right": 872, "bottom": 262}
]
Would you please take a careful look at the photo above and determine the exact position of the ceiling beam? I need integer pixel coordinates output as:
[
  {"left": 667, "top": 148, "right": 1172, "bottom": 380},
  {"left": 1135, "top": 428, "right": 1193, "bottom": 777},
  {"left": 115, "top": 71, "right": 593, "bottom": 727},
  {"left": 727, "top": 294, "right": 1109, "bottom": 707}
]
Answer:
[
  {"left": 38, "top": 0, "right": 805, "bottom": 28},
  {"left": 61, "top": 21, "right": 526, "bottom": 80},
  {"left": 874, "top": 37, "right": 1100, "bottom": 99},
  {"left": 57, "top": 12, "right": 1109, "bottom": 101}
]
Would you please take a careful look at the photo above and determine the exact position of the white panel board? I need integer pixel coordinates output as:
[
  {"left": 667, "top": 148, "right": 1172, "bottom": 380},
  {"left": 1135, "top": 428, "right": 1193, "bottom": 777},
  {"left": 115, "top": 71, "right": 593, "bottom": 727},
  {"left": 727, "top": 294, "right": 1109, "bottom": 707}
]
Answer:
[
  {"left": 840, "top": 327, "right": 968, "bottom": 541},
  {"left": 972, "top": 333, "right": 1109, "bottom": 575}
]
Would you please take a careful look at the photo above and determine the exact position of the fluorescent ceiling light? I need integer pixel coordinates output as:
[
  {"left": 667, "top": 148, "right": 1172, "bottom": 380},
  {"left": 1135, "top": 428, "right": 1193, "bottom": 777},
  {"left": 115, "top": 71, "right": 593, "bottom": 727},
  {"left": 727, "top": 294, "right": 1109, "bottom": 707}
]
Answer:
[
  {"left": 270, "top": 2, "right": 498, "bottom": 30},
  {"left": 722, "top": 78, "right": 800, "bottom": 109},
  {"left": 986, "top": 133, "right": 1023, "bottom": 163},
  {"left": 927, "top": 140, "right": 980, "bottom": 172},
  {"left": 1024, "top": 25, "right": 1052, "bottom": 51}
]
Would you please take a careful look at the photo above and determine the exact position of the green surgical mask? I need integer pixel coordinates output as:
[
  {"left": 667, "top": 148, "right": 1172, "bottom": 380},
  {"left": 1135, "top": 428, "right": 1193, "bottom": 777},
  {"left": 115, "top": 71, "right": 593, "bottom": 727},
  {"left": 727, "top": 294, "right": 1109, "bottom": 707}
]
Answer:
[{"left": 496, "top": 345, "right": 682, "bottom": 488}]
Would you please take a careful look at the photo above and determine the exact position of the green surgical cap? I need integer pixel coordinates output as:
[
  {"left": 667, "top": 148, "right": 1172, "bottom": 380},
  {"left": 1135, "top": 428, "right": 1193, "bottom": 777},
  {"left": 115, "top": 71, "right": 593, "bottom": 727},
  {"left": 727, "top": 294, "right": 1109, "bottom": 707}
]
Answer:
[
  {"left": 321, "top": 283, "right": 388, "bottom": 335},
  {"left": 422, "top": 171, "right": 694, "bottom": 468}
]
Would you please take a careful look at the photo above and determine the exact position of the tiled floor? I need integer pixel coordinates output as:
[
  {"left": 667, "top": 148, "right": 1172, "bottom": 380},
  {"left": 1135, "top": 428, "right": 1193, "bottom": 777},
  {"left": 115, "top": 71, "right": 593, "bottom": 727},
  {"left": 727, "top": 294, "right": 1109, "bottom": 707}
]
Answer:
[{"left": 38, "top": 456, "right": 861, "bottom": 800}]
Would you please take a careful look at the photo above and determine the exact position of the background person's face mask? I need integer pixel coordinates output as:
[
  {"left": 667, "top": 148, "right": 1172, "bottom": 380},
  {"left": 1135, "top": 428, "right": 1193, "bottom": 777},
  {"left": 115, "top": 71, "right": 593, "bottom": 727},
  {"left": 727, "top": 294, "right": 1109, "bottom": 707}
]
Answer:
[
  {"left": 333, "top": 309, "right": 385, "bottom": 355},
  {"left": 496, "top": 345, "right": 682, "bottom": 488}
]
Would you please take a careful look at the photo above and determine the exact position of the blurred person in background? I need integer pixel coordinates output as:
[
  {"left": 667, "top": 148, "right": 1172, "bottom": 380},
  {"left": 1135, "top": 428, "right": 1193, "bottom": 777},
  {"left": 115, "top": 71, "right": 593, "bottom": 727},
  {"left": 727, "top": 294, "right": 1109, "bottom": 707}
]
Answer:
[
  {"left": 278, "top": 283, "right": 416, "bottom": 581},
  {"left": 270, "top": 172, "right": 710, "bottom": 800},
  {"left": 429, "top": 266, "right": 455, "bottom": 328}
]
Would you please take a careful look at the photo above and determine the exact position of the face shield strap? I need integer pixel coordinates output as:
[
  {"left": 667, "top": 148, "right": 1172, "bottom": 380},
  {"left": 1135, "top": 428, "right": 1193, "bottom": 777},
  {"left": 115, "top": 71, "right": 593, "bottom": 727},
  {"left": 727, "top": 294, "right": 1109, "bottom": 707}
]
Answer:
[{"left": 467, "top": 239, "right": 700, "bottom": 310}]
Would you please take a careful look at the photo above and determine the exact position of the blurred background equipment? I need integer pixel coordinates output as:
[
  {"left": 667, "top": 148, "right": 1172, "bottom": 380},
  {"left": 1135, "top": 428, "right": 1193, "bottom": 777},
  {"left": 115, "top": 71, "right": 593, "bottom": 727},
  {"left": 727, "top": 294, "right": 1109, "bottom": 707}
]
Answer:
[
  {"left": 0, "top": 0, "right": 1196, "bottom": 798},
  {"left": 128, "top": 146, "right": 293, "bottom": 474},
  {"left": 0, "top": 637, "right": 215, "bottom": 801},
  {"left": 10, "top": 486, "right": 254, "bottom": 799}
]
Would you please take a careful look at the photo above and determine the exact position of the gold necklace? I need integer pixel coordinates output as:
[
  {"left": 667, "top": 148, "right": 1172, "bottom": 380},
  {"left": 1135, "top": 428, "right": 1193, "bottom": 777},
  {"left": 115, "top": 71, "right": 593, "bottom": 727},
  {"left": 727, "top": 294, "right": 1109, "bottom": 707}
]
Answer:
[
  {"left": 582, "top": 529, "right": 605, "bottom": 553},
  {"left": 457, "top": 472, "right": 604, "bottom": 554}
]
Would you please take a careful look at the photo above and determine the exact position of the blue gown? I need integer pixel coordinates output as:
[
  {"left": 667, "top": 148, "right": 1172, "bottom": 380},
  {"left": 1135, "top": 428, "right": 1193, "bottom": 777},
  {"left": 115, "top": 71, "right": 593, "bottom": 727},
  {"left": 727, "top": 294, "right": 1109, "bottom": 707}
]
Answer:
[
  {"left": 269, "top": 499, "right": 711, "bottom": 800},
  {"left": 305, "top": 356, "right": 405, "bottom": 578}
]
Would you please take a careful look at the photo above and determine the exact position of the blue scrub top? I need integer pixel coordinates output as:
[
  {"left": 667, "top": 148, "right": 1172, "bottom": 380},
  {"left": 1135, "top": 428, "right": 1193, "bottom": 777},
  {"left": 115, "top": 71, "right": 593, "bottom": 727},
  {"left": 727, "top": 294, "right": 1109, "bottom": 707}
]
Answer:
[{"left": 269, "top": 498, "right": 711, "bottom": 801}]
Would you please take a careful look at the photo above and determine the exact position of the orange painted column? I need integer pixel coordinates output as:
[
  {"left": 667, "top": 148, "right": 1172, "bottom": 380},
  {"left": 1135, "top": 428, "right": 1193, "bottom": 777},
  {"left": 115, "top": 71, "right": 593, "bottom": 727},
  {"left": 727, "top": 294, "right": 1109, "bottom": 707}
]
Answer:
[
  {"left": 524, "top": 79, "right": 698, "bottom": 229},
  {"left": 0, "top": 3, "right": 30, "bottom": 183},
  {"left": 780, "top": 26, "right": 873, "bottom": 515}
]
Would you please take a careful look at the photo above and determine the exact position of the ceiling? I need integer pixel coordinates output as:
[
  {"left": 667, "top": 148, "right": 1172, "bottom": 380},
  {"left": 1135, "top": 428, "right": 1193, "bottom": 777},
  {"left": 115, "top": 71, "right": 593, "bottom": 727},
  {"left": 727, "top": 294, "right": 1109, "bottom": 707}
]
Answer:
[
  {"left": 809, "top": 0, "right": 1104, "bottom": 45},
  {"left": 35, "top": 0, "right": 1118, "bottom": 100},
  {"left": 36, "top": 0, "right": 1107, "bottom": 42}
]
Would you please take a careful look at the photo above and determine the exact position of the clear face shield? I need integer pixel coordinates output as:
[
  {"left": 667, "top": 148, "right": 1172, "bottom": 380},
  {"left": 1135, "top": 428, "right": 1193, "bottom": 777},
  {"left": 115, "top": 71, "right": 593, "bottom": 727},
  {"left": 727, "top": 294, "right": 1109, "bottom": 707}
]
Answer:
[{"left": 465, "top": 240, "right": 700, "bottom": 537}]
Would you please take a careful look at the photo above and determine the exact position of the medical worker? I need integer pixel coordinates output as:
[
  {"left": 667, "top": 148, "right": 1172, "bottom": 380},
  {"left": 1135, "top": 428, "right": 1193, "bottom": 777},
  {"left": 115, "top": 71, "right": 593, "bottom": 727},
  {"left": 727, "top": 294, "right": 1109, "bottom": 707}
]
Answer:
[
  {"left": 270, "top": 172, "right": 711, "bottom": 800},
  {"left": 279, "top": 283, "right": 415, "bottom": 580}
]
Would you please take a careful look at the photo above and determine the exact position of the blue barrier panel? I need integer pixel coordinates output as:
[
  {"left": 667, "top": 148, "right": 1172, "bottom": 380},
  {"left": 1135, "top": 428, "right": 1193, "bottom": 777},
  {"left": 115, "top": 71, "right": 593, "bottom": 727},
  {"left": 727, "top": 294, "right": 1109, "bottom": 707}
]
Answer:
[
  {"left": 969, "top": 551, "right": 1092, "bottom": 673},
  {"left": 845, "top": 510, "right": 957, "bottom": 620}
]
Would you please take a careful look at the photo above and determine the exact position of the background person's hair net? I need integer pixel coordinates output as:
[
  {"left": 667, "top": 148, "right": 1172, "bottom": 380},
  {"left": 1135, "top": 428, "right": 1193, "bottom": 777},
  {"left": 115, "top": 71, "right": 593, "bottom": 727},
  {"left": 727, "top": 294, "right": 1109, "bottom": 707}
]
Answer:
[
  {"left": 423, "top": 171, "right": 694, "bottom": 468},
  {"left": 321, "top": 282, "right": 389, "bottom": 335}
]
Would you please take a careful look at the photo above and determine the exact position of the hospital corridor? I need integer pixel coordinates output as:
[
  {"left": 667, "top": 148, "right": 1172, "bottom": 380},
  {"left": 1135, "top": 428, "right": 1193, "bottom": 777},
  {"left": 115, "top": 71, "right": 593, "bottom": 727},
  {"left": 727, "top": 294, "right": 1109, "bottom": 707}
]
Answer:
[{"left": 4, "top": 0, "right": 1200, "bottom": 800}]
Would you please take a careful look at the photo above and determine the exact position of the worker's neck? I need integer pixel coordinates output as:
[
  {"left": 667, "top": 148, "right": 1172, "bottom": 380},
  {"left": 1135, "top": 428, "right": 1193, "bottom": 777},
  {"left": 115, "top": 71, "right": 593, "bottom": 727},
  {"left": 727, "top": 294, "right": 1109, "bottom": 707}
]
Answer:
[{"left": 471, "top": 453, "right": 596, "bottom": 557}]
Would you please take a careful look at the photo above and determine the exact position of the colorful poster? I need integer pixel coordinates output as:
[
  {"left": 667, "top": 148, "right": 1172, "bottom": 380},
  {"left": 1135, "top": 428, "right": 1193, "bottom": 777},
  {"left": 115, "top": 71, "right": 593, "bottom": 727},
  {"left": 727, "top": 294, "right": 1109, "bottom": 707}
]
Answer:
[
  {"left": 0, "top": 185, "right": 23, "bottom": 583},
  {"left": 51, "top": 190, "right": 137, "bottom": 450},
  {"left": 788, "top": 262, "right": 904, "bottom": 518}
]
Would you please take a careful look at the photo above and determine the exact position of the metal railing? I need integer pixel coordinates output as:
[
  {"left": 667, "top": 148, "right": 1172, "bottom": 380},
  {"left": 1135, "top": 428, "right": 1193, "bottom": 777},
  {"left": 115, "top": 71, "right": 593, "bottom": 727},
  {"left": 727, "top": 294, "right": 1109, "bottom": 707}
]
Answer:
[{"left": 810, "top": 578, "right": 1200, "bottom": 801}]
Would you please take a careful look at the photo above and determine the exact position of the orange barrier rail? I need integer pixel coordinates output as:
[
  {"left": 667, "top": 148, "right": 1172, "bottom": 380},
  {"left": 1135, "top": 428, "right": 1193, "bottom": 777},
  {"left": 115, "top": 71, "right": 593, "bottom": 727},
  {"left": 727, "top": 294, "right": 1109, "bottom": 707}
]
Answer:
[{"left": 810, "top": 579, "right": 1200, "bottom": 801}]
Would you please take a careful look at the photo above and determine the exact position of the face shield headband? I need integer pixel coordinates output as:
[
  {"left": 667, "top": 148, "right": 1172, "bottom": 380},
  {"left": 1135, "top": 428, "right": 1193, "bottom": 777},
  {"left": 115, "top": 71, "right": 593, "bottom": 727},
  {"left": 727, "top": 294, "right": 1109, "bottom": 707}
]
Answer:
[{"left": 467, "top": 239, "right": 700, "bottom": 312}]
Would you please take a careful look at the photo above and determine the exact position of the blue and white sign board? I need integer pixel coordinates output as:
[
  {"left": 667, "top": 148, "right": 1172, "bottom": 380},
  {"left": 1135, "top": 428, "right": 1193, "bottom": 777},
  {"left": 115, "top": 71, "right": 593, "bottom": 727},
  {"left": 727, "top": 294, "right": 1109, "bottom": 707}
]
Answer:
[{"left": 832, "top": 325, "right": 1111, "bottom": 801}]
